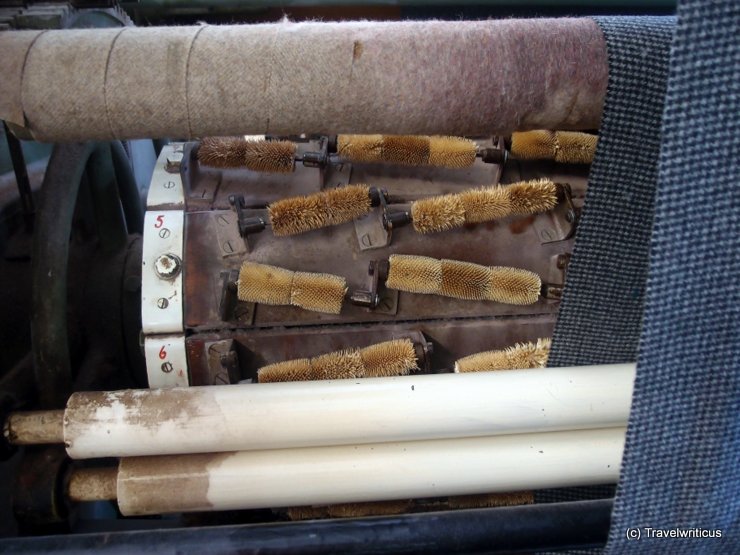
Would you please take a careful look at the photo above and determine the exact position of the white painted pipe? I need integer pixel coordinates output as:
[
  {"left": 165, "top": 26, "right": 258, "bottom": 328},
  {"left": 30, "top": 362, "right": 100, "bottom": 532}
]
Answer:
[
  {"left": 64, "top": 364, "right": 635, "bottom": 459},
  {"left": 117, "top": 427, "right": 626, "bottom": 515}
]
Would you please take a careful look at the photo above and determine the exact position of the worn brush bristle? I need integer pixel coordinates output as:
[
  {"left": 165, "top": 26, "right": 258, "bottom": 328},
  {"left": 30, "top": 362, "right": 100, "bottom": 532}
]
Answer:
[
  {"left": 485, "top": 266, "right": 541, "bottom": 304},
  {"left": 510, "top": 130, "right": 597, "bottom": 164},
  {"left": 439, "top": 259, "right": 493, "bottom": 300},
  {"left": 257, "top": 339, "right": 418, "bottom": 383},
  {"left": 411, "top": 187, "right": 511, "bottom": 233},
  {"left": 268, "top": 185, "right": 371, "bottom": 236},
  {"left": 386, "top": 255, "right": 443, "bottom": 294},
  {"left": 290, "top": 271, "right": 347, "bottom": 314},
  {"left": 381, "top": 135, "right": 430, "bottom": 165},
  {"left": 553, "top": 131, "right": 598, "bottom": 164},
  {"left": 386, "top": 255, "right": 541, "bottom": 305},
  {"left": 237, "top": 261, "right": 346, "bottom": 314},
  {"left": 506, "top": 179, "right": 558, "bottom": 215},
  {"left": 455, "top": 338, "right": 551, "bottom": 373},
  {"left": 268, "top": 194, "right": 329, "bottom": 236},
  {"left": 198, "top": 137, "right": 296, "bottom": 172},
  {"left": 325, "top": 185, "right": 373, "bottom": 225},
  {"left": 509, "top": 130, "right": 557, "bottom": 160},
  {"left": 460, "top": 187, "right": 511, "bottom": 223},
  {"left": 338, "top": 135, "right": 477, "bottom": 168},
  {"left": 428, "top": 136, "right": 478, "bottom": 168},
  {"left": 411, "top": 195, "right": 466, "bottom": 233},
  {"left": 237, "top": 261, "right": 293, "bottom": 305},
  {"left": 258, "top": 358, "right": 312, "bottom": 383},
  {"left": 336, "top": 134, "right": 384, "bottom": 163},
  {"left": 360, "top": 339, "right": 419, "bottom": 377}
]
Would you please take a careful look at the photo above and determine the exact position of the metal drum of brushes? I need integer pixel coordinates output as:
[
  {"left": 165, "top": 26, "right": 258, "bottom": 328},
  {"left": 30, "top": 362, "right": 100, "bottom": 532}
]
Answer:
[{"left": 140, "top": 136, "right": 589, "bottom": 388}]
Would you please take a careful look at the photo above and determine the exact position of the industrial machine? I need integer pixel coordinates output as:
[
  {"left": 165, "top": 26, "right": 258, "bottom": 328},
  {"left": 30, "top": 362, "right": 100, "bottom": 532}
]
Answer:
[{"left": 0, "top": 3, "right": 683, "bottom": 553}]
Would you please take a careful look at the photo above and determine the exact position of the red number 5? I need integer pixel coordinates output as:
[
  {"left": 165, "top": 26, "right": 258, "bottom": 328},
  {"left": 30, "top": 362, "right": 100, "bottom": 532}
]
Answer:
[{"left": 154, "top": 215, "right": 164, "bottom": 229}]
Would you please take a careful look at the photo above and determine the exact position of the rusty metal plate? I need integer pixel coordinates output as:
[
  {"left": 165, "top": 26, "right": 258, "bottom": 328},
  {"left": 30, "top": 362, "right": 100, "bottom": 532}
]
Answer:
[{"left": 185, "top": 315, "right": 555, "bottom": 385}]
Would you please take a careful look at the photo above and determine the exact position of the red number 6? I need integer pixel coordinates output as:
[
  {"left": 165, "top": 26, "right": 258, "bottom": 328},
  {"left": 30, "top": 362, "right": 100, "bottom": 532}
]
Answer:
[{"left": 158, "top": 345, "right": 167, "bottom": 359}]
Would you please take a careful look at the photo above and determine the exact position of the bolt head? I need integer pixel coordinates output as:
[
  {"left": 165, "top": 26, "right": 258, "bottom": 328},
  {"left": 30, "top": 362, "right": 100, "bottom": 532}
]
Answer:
[{"left": 154, "top": 253, "right": 182, "bottom": 279}]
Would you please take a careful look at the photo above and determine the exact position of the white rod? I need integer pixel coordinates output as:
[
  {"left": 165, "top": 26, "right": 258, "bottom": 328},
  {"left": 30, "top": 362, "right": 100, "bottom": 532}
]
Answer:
[
  {"left": 64, "top": 364, "right": 635, "bottom": 459},
  {"left": 117, "top": 427, "right": 625, "bottom": 515}
]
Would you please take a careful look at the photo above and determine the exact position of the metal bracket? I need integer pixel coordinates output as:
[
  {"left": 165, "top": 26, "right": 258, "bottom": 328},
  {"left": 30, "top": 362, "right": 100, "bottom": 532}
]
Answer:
[
  {"left": 349, "top": 259, "right": 397, "bottom": 314},
  {"left": 204, "top": 339, "right": 241, "bottom": 385},
  {"left": 533, "top": 183, "right": 579, "bottom": 244},
  {"left": 353, "top": 189, "right": 393, "bottom": 251},
  {"left": 219, "top": 270, "right": 255, "bottom": 325},
  {"left": 540, "top": 253, "right": 571, "bottom": 301}
]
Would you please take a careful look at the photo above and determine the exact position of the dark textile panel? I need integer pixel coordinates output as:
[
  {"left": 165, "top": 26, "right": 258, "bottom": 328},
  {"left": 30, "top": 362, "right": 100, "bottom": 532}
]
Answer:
[
  {"left": 548, "top": 16, "right": 675, "bottom": 367},
  {"left": 606, "top": 1, "right": 740, "bottom": 552}
]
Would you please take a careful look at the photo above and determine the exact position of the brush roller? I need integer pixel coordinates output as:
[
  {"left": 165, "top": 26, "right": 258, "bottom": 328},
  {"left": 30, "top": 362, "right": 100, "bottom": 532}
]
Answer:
[
  {"left": 510, "top": 130, "right": 598, "bottom": 164},
  {"left": 384, "top": 255, "right": 542, "bottom": 305},
  {"left": 455, "top": 339, "right": 552, "bottom": 373},
  {"left": 237, "top": 261, "right": 347, "bottom": 314},
  {"left": 258, "top": 339, "right": 419, "bottom": 382}
]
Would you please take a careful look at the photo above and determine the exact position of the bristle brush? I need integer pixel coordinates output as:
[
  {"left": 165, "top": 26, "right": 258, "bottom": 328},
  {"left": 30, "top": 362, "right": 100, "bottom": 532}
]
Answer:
[
  {"left": 455, "top": 338, "right": 552, "bottom": 372},
  {"left": 510, "top": 130, "right": 597, "bottom": 164},
  {"left": 405, "top": 179, "right": 558, "bottom": 234},
  {"left": 384, "top": 255, "right": 541, "bottom": 305},
  {"left": 258, "top": 339, "right": 419, "bottom": 382},
  {"left": 238, "top": 261, "right": 347, "bottom": 314}
]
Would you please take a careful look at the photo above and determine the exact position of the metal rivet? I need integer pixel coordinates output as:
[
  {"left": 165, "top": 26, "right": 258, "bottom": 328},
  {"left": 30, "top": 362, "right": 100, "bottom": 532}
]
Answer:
[{"left": 157, "top": 298, "right": 169, "bottom": 309}]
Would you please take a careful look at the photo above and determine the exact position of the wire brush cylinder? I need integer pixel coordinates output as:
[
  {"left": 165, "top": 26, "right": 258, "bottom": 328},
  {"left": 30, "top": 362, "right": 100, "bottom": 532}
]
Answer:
[
  {"left": 337, "top": 135, "right": 478, "bottom": 169},
  {"left": 197, "top": 137, "right": 296, "bottom": 172},
  {"left": 238, "top": 261, "right": 347, "bottom": 314},
  {"left": 268, "top": 185, "right": 373, "bottom": 236},
  {"left": 385, "top": 255, "right": 541, "bottom": 305},
  {"left": 258, "top": 339, "right": 418, "bottom": 382},
  {"left": 510, "top": 130, "right": 597, "bottom": 164},
  {"left": 410, "top": 179, "right": 557, "bottom": 233},
  {"left": 455, "top": 338, "right": 551, "bottom": 373}
]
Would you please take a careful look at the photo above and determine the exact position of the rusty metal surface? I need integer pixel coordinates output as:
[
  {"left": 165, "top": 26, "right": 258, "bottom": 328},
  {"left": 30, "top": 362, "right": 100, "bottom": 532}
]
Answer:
[
  {"left": 184, "top": 206, "right": 567, "bottom": 330},
  {"left": 185, "top": 315, "right": 555, "bottom": 385}
]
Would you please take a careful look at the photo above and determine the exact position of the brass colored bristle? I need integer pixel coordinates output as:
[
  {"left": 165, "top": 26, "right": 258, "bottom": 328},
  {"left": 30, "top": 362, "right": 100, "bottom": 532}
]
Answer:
[
  {"left": 268, "top": 185, "right": 372, "bottom": 236},
  {"left": 237, "top": 261, "right": 293, "bottom": 306},
  {"left": 198, "top": 137, "right": 296, "bottom": 172},
  {"left": 258, "top": 339, "right": 419, "bottom": 383},
  {"left": 290, "top": 271, "right": 347, "bottom": 314},
  {"left": 553, "top": 131, "right": 598, "bottom": 164},
  {"left": 411, "top": 186, "right": 512, "bottom": 234},
  {"left": 257, "top": 358, "right": 312, "bottom": 382},
  {"left": 381, "top": 135, "right": 430, "bottom": 165},
  {"left": 509, "top": 130, "right": 556, "bottom": 160},
  {"left": 336, "top": 134, "right": 384, "bottom": 163},
  {"left": 455, "top": 338, "right": 551, "bottom": 373},
  {"left": 510, "top": 130, "right": 597, "bottom": 164},
  {"left": 386, "top": 255, "right": 541, "bottom": 305},
  {"left": 385, "top": 255, "right": 443, "bottom": 295},
  {"left": 411, "top": 195, "right": 466, "bottom": 233},
  {"left": 428, "top": 136, "right": 478, "bottom": 168},
  {"left": 439, "top": 259, "right": 492, "bottom": 301},
  {"left": 359, "top": 339, "right": 419, "bottom": 378},
  {"left": 337, "top": 135, "right": 477, "bottom": 169},
  {"left": 237, "top": 261, "right": 346, "bottom": 314},
  {"left": 506, "top": 179, "right": 558, "bottom": 215},
  {"left": 460, "top": 187, "right": 511, "bottom": 223}
]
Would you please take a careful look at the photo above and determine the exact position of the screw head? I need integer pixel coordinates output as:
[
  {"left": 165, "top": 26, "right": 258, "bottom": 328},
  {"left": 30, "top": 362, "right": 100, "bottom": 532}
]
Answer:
[{"left": 154, "top": 253, "right": 182, "bottom": 279}]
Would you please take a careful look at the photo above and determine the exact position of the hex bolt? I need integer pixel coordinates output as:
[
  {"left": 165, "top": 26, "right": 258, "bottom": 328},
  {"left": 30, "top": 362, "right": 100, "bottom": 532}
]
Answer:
[{"left": 154, "top": 253, "right": 182, "bottom": 280}]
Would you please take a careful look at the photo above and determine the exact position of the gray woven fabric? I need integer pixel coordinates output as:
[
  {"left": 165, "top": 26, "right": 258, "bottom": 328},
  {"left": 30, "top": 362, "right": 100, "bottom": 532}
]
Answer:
[
  {"left": 548, "top": 17, "right": 675, "bottom": 367},
  {"left": 606, "top": 1, "right": 740, "bottom": 552},
  {"left": 537, "top": 16, "right": 675, "bottom": 509}
]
